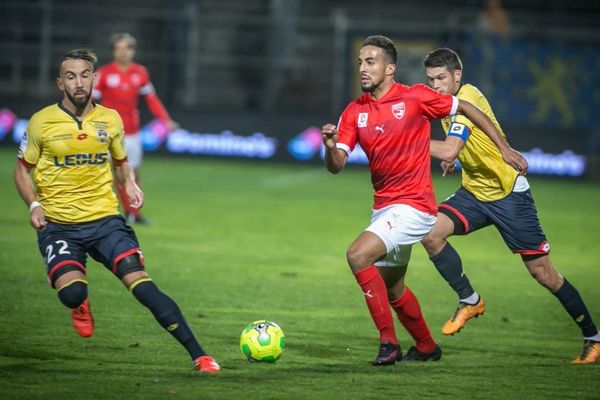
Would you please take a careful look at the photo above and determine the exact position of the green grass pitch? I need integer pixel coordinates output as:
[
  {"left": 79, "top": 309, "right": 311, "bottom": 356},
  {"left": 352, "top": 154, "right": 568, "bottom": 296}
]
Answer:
[{"left": 0, "top": 148, "right": 598, "bottom": 399}]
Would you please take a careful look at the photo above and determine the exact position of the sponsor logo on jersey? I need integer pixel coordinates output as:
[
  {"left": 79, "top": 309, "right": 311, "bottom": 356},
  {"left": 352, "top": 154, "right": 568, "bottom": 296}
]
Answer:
[
  {"left": 76, "top": 133, "right": 88, "bottom": 141},
  {"left": 47, "top": 133, "right": 73, "bottom": 142},
  {"left": 357, "top": 113, "right": 368, "bottom": 128},
  {"left": 391, "top": 102, "right": 405, "bottom": 119},
  {"left": 90, "top": 120, "right": 109, "bottom": 129},
  {"left": 107, "top": 74, "right": 120, "bottom": 88},
  {"left": 97, "top": 129, "right": 108, "bottom": 143},
  {"left": 53, "top": 152, "right": 109, "bottom": 167}
]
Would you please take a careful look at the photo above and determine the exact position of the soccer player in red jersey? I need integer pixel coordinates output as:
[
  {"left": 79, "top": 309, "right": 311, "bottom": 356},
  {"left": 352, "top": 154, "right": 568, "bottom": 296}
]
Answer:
[
  {"left": 322, "top": 36, "right": 527, "bottom": 365},
  {"left": 93, "top": 33, "right": 179, "bottom": 224}
]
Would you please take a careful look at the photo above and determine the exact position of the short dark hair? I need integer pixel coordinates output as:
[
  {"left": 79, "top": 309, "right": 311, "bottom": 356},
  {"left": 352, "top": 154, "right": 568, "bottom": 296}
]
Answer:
[
  {"left": 423, "top": 48, "right": 463, "bottom": 72},
  {"left": 362, "top": 35, "right": 398, "bottom": 65},
  {"left": 60, "top": 48, "right": 98, "bottom": 70},
  {"left": 111, "top": 32, "right": 137, "bottom": 49}
]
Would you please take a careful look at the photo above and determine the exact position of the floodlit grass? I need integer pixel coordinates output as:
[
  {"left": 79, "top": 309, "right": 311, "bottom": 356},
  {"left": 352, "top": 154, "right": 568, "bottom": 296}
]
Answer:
[{"left": 1, "top": 149, "right": 598, "bottom": 399}]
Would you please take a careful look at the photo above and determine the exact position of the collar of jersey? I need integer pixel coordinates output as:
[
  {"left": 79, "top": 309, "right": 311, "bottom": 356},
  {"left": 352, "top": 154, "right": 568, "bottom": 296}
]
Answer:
[
  {"left": 454, "top": 83, "right": 465, "bottom": 97},
  {"left": 366, "top": 82, "right": 402, "bottom": 103},
  {"left": 57, "top": 101, "right": 98, "bottom": 129}
]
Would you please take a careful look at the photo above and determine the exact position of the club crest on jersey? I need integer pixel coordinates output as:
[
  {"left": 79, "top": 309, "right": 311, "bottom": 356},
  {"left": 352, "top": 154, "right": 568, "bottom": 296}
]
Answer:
[
  {"left": 97, "top": 130, "right": 108, "bottom": 143},
  {"left": 391, "top": 102, "right": 405, "bottom": 120},
  {"left": 357, "top": 113, "right": 368, "bottom": 128}
]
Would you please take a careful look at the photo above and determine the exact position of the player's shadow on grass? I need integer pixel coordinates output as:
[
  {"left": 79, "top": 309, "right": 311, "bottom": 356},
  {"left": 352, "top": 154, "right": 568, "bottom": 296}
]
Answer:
[{"left": 0, "top": 346, "right": 84, "bottom": 363}]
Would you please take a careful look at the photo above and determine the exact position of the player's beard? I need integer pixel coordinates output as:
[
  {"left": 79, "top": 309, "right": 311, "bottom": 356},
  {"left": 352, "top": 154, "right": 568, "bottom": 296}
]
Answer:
[
  {"left": 65, "top": 88, "right": 91, "bottom": 110},
  {"left": 360, "top": 77, "right": 379, "bottom": 93}
]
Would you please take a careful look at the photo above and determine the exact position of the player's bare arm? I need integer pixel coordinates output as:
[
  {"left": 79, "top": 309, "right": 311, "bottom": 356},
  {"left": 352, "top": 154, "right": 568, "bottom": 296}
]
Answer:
[
  {"left": 14, "top": 160, "right": 47, "bottom": 231},
  {"left": 322, "top": 123, "right": 348, "bottom": 174},
  {"left": 430, "top": 136, "right": 465, "bottom": 164},
  {"left": 113, "top": 161, "right": 144, "bottom": 209},
  {"left": 456, "top": 99, "right": 528, "bottom": 173}
]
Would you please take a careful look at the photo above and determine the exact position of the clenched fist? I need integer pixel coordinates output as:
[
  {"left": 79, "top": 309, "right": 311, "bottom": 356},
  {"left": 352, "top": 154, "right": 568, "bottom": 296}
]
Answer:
[{"left": 321, "top": 124, "right": 338, "bottom": 150}]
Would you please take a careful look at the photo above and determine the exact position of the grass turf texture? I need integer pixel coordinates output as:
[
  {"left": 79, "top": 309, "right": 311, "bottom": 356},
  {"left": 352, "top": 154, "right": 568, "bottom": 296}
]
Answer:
[{"left": 0, "top": 148, "right": 598, "bottom": 399}]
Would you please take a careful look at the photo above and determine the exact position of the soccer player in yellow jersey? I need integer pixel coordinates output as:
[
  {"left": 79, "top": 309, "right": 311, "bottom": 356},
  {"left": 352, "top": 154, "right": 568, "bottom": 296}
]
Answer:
[
  {"left": 423, "top": 48, "right": 599, "bottom": 364},
  {"left": 13, "top": 49, "right": 220, "bottom": 373}
]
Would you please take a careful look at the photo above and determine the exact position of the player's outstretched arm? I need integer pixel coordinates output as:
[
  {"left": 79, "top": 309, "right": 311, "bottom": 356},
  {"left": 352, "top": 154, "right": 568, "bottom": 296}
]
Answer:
[
  {"left": 113, "top": 161, "right": 144, "bottom": 209},
  {"left": 143, "top": 84, "right": 179, "bottom": 131},
  {"left": 14, "top": 160, "right": 46, "bottom": 231},
  {"left": 322, "top": 123, "right": 348, "bottom": 174},
  {"left": 457, "top": 99, "right": 528, "bottom": 174}
]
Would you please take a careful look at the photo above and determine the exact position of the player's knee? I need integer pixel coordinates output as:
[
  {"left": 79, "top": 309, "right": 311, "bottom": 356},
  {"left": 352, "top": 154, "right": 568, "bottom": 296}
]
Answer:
[
  {"left": 51, "top": 264, "right": 85, "bottom": 289},
  {"left": 57, "top": 280, "right": 88, "bottom": 309},
  {"left": 346, "top": 246, "right": 371, "bottom": 271},
  {"left": 530, "top": 270, "right": 556, "bottom": 291},
  {"left": 524, "top": 256, "right": 560, "bottom": 290},
  {"left": 421, "top": 234, "right": 445, "bottom": 256},
  {"left": 115, "top": 253, "right": 145, "bottom": 281}
]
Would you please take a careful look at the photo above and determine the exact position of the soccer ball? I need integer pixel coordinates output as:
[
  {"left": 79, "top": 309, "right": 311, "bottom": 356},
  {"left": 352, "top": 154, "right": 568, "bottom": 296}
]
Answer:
[{"left": 240, "top": 320, "right": 285, "bottom": 362}]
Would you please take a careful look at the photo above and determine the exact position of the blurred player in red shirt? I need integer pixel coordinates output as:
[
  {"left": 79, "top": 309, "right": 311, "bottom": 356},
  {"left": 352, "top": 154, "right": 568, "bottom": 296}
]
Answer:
[
  {"left": 94, "top": 33, "right": 179, "bottom": 224},
  {"left": 322, "top": 35, "right": 526, "bottom": 365}
]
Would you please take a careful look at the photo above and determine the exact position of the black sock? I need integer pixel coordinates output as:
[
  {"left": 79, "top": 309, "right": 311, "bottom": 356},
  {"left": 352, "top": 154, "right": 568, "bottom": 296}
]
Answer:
[
  {"left": 132, "top": 280, "right": 206, "bottom": 360},
  {"left": 58, "top": 281, "right": 88, "bottom": 309},
  {"left": 553, "top": 278, "right": 598, "bottom": 338},
  {"left": 430, "top": 243, "right": 475, "bottom": 301}
]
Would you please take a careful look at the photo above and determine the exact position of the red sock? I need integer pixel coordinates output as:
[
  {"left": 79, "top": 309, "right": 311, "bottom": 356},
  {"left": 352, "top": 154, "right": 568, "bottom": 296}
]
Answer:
[
  {"left": 117, "top": 184, "right": 140, "bottom": 217},
  {"left": 390, "top": 287, "right": 436, "bottom": 353},
  {"left": 354, "top": 266, "right": 397, "bottom": 345}
]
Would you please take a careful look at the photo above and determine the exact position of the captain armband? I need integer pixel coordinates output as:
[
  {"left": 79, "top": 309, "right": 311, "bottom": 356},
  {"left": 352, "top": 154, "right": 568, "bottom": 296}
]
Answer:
[{"left": 447, "top": 123, "right": 470, "bottom": 142}]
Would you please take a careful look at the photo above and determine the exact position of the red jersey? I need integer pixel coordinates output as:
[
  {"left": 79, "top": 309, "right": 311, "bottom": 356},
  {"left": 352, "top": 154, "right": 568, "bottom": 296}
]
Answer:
[
  {"left": 93, "top": 62, "right": 170, "bottom": 135},
  {"left": 336, "top": 83, "right": 458, "bottom": 215}
]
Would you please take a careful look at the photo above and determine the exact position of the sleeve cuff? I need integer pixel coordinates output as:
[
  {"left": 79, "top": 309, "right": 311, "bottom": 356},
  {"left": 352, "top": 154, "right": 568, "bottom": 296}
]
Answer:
[
  {"left": 336, "top": 143, "right": 352, "bottom": 156},
  {"left": 139, "top": 83, "right": 155, "bottom": 96},
  {"left": 112, "top": 156, "right": 128, "bottom": 165},
  {"left": 449, "top": 96, "right": 459, "bottom": 116},
  {"left": 18, "top": 157, "right": 36, "bottom": 169}
]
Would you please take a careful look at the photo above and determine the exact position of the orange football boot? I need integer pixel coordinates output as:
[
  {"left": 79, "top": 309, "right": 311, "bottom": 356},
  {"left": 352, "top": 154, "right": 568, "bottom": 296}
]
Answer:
[
  {"left": 572, "top": 340, "right": 600, "bottom": 364},
  {"left": 195, "top": 355, "right": 221, "bottom": 374},
  {"left": 71, "top": 299, "right": 94, "bottom": 338},
  {"left": 442, "top": 297, "right": 486, "bottom": 335}
]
